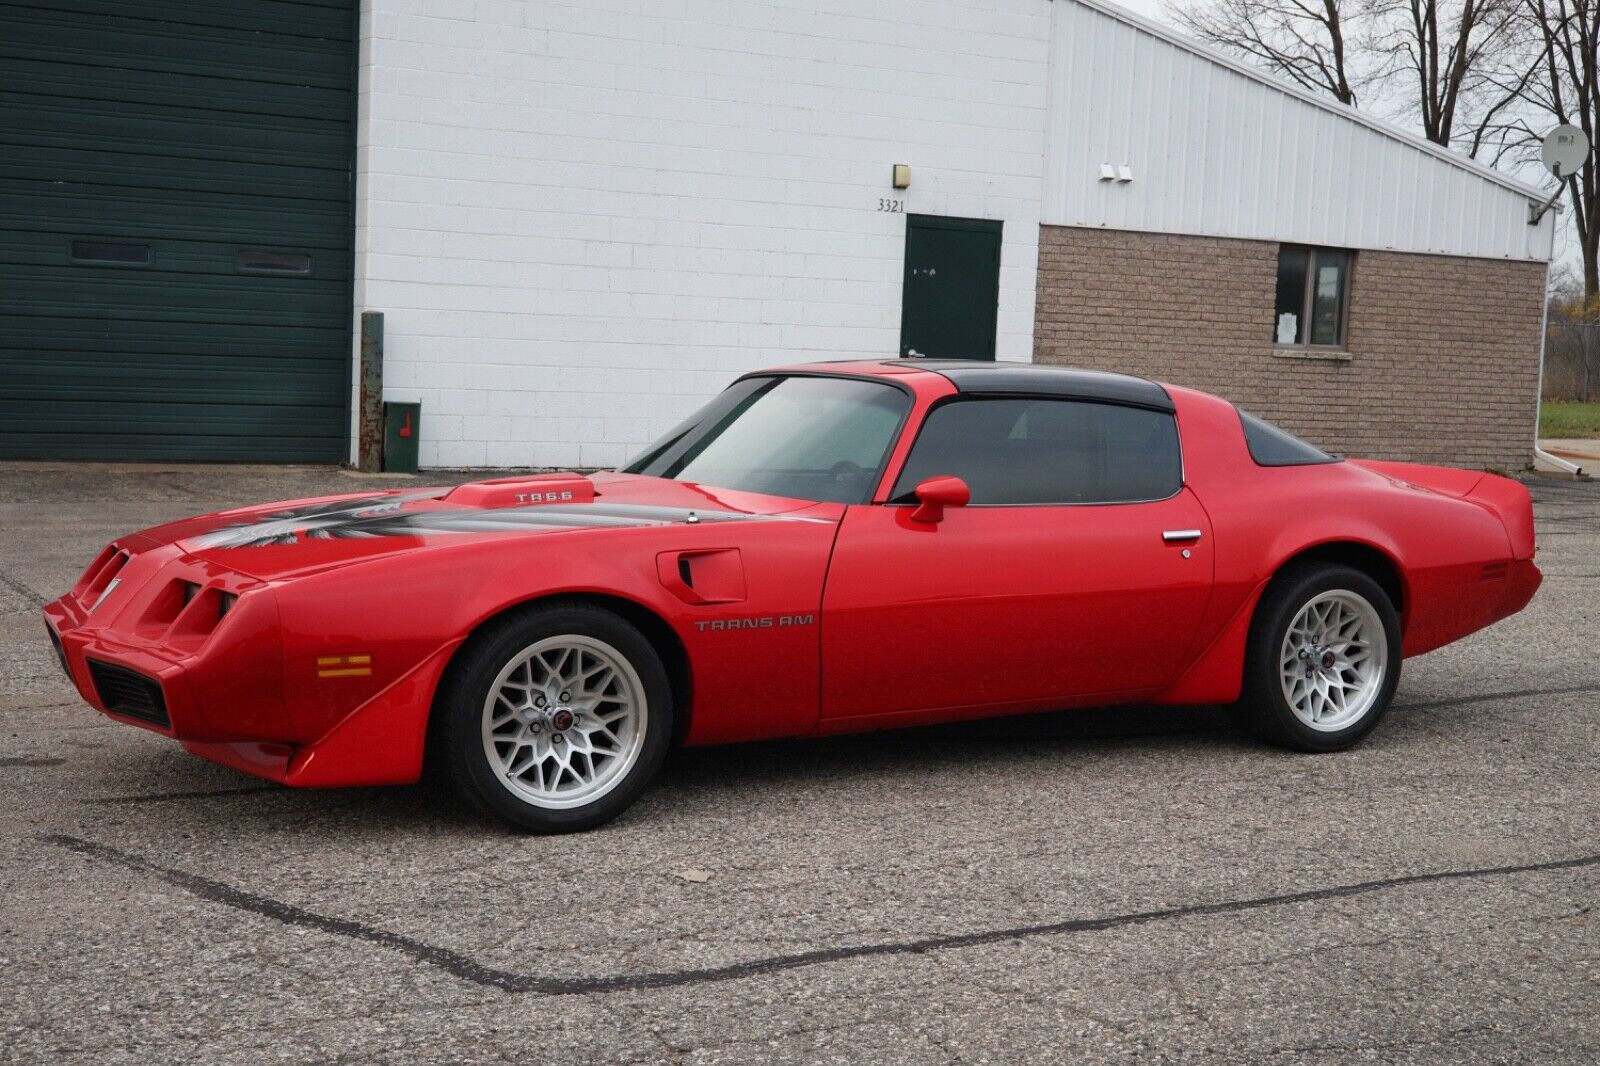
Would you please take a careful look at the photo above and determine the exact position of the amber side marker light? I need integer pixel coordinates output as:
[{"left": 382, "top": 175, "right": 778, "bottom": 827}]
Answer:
[{"left": 317, "top": 654, "right": 372, "bottom": 678}]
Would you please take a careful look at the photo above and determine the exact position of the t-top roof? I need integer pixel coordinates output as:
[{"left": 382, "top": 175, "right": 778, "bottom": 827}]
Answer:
[{"left": 885, "top": 360, "right": 1174, "bottom": 412}]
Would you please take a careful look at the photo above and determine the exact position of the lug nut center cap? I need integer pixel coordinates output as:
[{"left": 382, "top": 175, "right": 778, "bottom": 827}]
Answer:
[
  {"left": 1320, "top": 651, "right": 1336, "bottom": 669},
  {"left": 550, "top": 708, "right": 575, "bottom": 732}
]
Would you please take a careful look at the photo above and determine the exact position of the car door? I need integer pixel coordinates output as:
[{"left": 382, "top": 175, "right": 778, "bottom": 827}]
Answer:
[{"left": 820, "top": 395, "right": 1214, "bottom": 723}]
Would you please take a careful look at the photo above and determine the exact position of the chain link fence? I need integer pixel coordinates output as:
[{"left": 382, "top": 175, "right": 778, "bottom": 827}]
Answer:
[{"left": 1544, "top": 321, "right": 1600, "bottom": 402}]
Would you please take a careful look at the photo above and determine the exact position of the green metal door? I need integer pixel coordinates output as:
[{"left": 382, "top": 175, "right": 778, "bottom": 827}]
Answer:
[
  {"left": 898, "top": 215, "right": 1002, "bottom": 361},
  {"left": 0, "top": 0, "right": 357, "bottom": 460}
]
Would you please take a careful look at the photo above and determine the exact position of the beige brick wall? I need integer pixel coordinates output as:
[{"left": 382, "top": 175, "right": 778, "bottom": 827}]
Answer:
[{"left": 1033, "top": 225, "right": 1548, "bottom": 472}]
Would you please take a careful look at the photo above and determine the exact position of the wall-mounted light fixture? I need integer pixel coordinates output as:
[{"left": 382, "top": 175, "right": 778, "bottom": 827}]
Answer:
[
  {"left": 892, "top": 164, "right": 911, "bottom": 189},
  {"left": 1098, "top": 163, "right": 1135, "bottom": 183}
]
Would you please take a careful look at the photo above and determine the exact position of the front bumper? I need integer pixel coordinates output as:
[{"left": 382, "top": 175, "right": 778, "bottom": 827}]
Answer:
[
  {"left": 44, "top": 539, "right": 456, "bottom": 788},
  {"left": 43, "top": 541, "right": 286, "bottom": 744}
]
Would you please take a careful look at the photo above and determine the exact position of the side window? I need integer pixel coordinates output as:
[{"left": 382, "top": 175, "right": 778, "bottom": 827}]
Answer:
[{"left": 890, "top": 398, "right": 1182, "bottom": 505}]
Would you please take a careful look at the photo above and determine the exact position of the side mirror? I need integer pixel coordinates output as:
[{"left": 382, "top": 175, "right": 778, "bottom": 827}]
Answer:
[{"left": 909, "top": 475, "right": 970, "bottom": 524}]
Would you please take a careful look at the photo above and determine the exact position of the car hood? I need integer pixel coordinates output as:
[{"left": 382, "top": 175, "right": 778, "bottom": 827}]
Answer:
[{"left": 121, "top": 472, "right": 835, "bottom": 581}]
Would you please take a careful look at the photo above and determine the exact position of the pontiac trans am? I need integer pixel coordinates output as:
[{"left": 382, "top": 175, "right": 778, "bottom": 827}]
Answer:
[{"left": 43, "top": 361, "right": 1541, "bottom": 831}]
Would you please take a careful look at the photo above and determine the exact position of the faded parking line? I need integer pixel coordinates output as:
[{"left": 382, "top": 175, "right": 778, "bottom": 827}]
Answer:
[{"left": 43, "top": 833, "right": 1600, "bottom": 998}]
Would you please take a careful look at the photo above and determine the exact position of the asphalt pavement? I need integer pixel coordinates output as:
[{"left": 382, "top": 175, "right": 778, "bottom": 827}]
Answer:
[{"left": 1, "top": 463, "right": 1596, "bottom": 1064}]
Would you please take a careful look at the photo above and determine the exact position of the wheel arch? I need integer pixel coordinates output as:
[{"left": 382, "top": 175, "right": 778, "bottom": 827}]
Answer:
[
  {"left": 1270, "top": 539, "right": 1408, "bottom": 625},
  {"left": 427, "top": 591, "right": 694, "bottom": 756}
]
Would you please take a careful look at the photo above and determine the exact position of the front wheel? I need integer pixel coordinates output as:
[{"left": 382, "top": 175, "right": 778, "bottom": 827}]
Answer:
[
  {"left": 434, "top": 604, "right": 674, "bottom": 832},
  {"left": 1231, "top": 564, "right": 1401, "bottom": 752}
]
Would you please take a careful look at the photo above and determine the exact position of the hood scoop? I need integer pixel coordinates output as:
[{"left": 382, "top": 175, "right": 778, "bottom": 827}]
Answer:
[{"left": 444, "top": 473, "right": 597, "bottom": 510}]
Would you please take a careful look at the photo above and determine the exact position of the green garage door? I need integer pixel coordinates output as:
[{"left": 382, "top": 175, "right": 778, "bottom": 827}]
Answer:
[{"left": 0, "top": 0, "right": 356, "bottom": 460}]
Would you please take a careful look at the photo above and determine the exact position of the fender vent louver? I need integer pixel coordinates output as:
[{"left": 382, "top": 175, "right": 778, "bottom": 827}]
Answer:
[{"left": 1480, "top": 561, "right": 1510, "bottom": 582}]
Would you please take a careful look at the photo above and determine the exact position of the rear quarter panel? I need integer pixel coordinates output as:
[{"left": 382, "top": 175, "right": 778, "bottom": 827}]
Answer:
[{"left": 1164, "top": 388, "right": 1519, "bottom": 702}]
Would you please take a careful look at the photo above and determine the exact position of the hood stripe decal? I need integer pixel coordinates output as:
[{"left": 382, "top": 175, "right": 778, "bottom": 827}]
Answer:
[{"left": 191, "top": 498, "right": 826, "bottom": 549}]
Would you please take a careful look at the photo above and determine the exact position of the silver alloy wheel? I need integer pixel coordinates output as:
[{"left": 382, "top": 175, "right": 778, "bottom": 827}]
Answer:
[
  {"left": 1278, "top": 589, "right": 1389, "bottom": 732},
  {"left": 481, "top": 635, "right": 648, "bottom": 809}
]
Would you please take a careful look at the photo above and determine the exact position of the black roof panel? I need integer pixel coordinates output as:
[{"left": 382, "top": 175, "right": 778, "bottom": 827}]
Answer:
[{"left": 888, "top": 360, "right": 1173, "bottom": 412}]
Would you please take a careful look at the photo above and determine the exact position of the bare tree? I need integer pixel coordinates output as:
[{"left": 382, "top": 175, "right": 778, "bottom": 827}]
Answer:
[
  {"left": 1166, "top": 0, "right": 1365, "bottom": 104},
  {"left": 1517, "top": 0, "right": 1600, "bottom": 297},
  {"left": 1365, "top": 0, "right": 1535, "bottom": 154}
]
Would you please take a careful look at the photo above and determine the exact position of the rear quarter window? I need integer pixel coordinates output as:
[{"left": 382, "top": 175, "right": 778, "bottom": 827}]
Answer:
[{"left": 1237, "top": 409, "right": 1339, "bottom": 467}]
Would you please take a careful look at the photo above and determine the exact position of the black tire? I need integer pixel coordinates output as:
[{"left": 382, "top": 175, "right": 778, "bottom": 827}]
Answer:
[
  {"left": 433, "top": 603, "right": 674, "bottom": 832},
  {"left": 1230, "top": 563, "right": 1401, "bottom": 752}
]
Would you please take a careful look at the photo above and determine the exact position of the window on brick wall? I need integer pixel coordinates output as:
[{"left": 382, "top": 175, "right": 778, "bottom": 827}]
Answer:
[{"left": 1274, "top": 247, "right": 1351, "bottom": 348}]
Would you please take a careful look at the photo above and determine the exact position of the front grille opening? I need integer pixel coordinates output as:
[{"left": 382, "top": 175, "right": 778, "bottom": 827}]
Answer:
[
  {"left": 164, "top": 585, "right": 237, "bottom": 641},
  {"left": 140, "top": 580, "right": 194, "bottom": 630},
  {"left": 84, "top": 550, "right": 129, "bottom": 606},
  {"left": 86, "top": 659, "right": 170, "bottom": 728},
  {"left": 73, "top": 544, "right": 119, "bottom": 594}
]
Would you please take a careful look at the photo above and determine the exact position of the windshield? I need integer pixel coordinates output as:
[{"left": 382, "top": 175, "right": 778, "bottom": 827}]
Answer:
[{"left": 623, "top": 375, "right": 910, "bottom": 503}]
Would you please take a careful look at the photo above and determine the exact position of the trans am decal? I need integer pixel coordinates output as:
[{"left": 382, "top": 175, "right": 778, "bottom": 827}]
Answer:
[
  {"left": 192, "top": 493, "right": 817, "bottom": 549},
  {"left": 694, "top": 614, "right": 815, "bottom": 631}
]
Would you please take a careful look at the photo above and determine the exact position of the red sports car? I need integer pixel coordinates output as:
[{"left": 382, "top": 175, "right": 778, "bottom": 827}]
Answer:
[{"left": 44, "top": 361, "right": 1540, "bottom": 831}]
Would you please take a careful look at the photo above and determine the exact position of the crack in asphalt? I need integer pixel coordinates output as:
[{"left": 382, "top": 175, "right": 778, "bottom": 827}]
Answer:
[
  {"left": 0, "top": 568, "right": 47, "bottom": 608},
  {"left": 41, "top": 833, "right": 1600, "bottom": 998}
]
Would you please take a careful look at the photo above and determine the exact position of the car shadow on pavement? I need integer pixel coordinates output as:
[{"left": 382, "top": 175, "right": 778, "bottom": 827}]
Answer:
[
  {"left": 73, "top": 702, "right": 1241, "bottom": 834},
  {"left": 660, "top": 702, "right": 1241, "bottom": 790}
]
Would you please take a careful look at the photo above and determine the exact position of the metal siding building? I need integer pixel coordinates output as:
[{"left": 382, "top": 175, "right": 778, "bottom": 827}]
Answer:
[
  {"left": 0, "top": 0, "right": 1558, "bottom": 470},
  {"left": 1043, "top": 0, "right": 1555, "bottom": 262}
]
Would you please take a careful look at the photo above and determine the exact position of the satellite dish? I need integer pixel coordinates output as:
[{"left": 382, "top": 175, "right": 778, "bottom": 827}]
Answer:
[{"left": 1541, "top": 124, "right": 1590, "bottom": 177}]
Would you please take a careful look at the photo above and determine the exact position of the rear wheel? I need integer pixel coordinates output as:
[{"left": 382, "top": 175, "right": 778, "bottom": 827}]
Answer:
[
  {"left": 1231, "top": 564, "right": 1401, "bottom": 751},
  {"left": 435, "top": 604, "right": 673, "bottom": 832}
]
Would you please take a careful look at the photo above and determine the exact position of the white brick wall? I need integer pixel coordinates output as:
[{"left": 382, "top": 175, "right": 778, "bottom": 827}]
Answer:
[{"left": 353, "top": 0, "right": 1052, "bottom": 468}]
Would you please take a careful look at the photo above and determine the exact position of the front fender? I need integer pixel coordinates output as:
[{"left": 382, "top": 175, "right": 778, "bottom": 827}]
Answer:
[{"left": 270, "top": 514, "right": 838, "bottom": 764}]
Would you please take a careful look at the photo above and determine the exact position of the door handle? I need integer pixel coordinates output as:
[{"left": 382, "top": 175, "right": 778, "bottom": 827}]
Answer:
[{"left": 1162, "top": 529, "right": 1202, "bottom": 543}]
